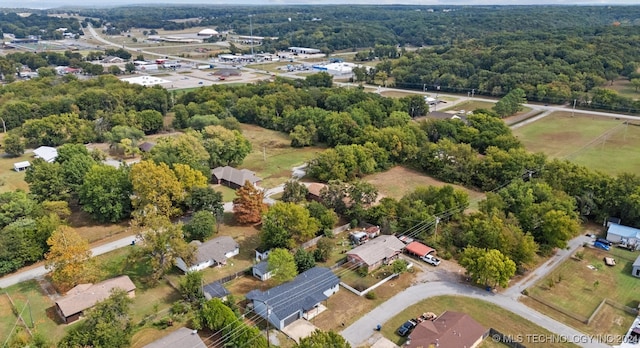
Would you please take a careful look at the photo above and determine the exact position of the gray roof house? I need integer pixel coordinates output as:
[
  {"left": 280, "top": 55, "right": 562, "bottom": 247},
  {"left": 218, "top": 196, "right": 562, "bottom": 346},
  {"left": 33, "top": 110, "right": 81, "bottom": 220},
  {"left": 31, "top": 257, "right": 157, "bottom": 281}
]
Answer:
[
  {"left": 347, "top": 235, "right": 405, "bottom": 272},
  {"left": 252, "top": 260, "right": 273, "bottom": 281},
  {"left": 246, "top": 267, "right": 340, "bottom": 330},
  {"left": 143, "top": 327, "right": 206, "bottom": 348},
  {"left": 175, "top": 236, "right": 239, "bottom": 273},
  {"left": 212, "top": 166, "right": 261, "bottom": 189},
  {"left": 203, "top": 281, "right": 230, "bottom": 300},
  {"left": 55, "top": 275, "right": 136, "bottom": 324}
]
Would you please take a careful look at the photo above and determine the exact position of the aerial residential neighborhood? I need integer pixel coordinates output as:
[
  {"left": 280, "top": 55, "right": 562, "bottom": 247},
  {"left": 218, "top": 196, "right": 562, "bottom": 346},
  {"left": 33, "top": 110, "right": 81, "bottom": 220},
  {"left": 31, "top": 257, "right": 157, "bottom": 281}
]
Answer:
[{"left": 1, "top": 2, "right": 640, "bottom": 348}]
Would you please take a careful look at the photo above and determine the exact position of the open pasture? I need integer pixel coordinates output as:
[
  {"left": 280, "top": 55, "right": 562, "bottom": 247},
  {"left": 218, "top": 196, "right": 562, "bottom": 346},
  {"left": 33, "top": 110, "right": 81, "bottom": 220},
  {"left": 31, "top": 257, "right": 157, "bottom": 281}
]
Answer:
[{"left": 512, "top": 112, "right": 640, "bottom": 175}]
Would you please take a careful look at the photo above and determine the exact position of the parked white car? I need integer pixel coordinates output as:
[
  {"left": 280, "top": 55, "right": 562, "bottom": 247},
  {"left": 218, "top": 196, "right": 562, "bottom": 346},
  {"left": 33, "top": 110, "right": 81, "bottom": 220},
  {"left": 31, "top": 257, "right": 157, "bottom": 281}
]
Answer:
[{"left": 421, "top": 254, "right": 441, "bottom": 266}]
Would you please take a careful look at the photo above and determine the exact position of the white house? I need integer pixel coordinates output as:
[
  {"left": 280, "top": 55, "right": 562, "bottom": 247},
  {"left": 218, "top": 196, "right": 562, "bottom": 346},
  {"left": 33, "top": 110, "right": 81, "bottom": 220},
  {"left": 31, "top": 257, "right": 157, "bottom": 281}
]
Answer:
[
  {"left": 176, "top": 236, "right": 239, "bottom": 273},
  {"left": 33, "top": 146, "right": 58, "bottom": 163},
  {"left": 606, "top": 223, "right": 640, "bottom": 249}
]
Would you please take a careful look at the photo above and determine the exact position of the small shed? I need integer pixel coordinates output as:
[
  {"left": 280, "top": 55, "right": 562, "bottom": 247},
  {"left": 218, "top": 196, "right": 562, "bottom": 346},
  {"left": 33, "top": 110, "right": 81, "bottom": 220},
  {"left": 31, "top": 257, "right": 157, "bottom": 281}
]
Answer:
[
  {"left": 13, "top": 161, "right": 30, "bottom": 172},
  {"left": 203, "top": 281, "right": 229, "bottom": 300},
  {"left": 33, "top": 146, "right": 58, "bottom": 163},
  {"left": 252, "top": 260, "right": 272, "bottom": 281},
  {"left": 632, "top": 255, "right": 640, "bottom": 278}
]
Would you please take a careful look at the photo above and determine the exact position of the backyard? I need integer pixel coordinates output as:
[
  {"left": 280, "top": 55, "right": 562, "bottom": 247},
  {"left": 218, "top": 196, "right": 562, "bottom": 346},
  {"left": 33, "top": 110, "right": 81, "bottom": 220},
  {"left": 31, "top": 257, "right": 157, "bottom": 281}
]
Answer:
[
  {"left": 524, "top": 246, "right": 639, "bottom": 336},
  {"left": 382, "top": 295, "right": 579, "bottom": 348},
  {"left": 364, "top": 166, "right": 486, "bottom": 210},
  {"left": 239, "top": 123, "right": 326, "bottom": 188},
  {"left": 512, "top": 112, "right": 640, "bottom": 175}
]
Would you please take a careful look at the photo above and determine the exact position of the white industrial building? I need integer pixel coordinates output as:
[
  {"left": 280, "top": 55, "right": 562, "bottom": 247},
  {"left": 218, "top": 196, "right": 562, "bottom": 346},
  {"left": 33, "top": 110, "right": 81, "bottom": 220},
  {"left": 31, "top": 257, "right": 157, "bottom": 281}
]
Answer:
[{"left": 120, "top": 75, "right": 170, "bottom": 87}]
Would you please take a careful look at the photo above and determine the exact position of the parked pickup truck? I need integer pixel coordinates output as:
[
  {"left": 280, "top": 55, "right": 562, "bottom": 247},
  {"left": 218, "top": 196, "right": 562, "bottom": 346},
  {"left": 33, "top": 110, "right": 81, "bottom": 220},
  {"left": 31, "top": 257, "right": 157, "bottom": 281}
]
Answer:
[
  {"left": 397, "top": 319, "right": 417, "bottom": 336},
  {"left": 421, "top": 254, "right": 441, "bottom": 266}
]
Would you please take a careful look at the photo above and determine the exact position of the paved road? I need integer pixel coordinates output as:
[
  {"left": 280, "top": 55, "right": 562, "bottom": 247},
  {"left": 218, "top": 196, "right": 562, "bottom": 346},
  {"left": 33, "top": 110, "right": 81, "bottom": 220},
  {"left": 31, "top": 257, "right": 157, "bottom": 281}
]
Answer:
[
  {"left": 341, "top": 280, "right": 609, "bottom": 348},
  {"left": 0, "top": 236, "right": 136, "bottom": 289},
  {"left": 505, "top": 234, "right": 592, "bottom": 298},
  {"left": 342, "top": 233, "right": 606, "bottom": 348}
]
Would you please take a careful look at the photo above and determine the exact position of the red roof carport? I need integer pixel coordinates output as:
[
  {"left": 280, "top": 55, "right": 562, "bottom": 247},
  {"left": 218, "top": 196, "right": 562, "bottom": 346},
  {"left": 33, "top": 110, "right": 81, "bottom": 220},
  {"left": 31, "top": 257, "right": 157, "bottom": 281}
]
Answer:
[{"left": 406, "top": 242, "right": 435, "bottom": 258}]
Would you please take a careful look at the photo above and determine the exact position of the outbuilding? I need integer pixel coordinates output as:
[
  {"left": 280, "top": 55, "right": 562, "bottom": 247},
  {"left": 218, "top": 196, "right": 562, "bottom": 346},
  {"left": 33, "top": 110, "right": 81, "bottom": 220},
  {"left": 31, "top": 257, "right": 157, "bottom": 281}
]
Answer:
[
  {"left": 13, "top": 161, "right": 30, "bottom": 172},
  {"left": 632, "top": 255, "right": 640, "bottom": 278},
  {"left": 606, "top": 223, "right": 640, "bottom": 250},
  {"left": 33, "top": 146, "right": 58, "bottom": 163}
]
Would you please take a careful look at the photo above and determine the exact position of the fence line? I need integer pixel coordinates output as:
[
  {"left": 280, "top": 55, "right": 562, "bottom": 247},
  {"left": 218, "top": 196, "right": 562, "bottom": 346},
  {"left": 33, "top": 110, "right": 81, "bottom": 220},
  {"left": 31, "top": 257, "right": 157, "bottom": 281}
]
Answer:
[
  {"left": 525, "top": 292, "right": 590, "bottom": 323},
  {"left": 339, "top": 272, "right": 399, "bottom": 297}
]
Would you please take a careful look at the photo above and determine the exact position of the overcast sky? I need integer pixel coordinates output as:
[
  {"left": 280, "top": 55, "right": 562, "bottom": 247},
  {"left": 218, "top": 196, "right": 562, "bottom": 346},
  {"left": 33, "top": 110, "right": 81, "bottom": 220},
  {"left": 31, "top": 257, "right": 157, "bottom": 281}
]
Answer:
[{"left": 3, "top": 0, "right": 640, "bottom": 9}]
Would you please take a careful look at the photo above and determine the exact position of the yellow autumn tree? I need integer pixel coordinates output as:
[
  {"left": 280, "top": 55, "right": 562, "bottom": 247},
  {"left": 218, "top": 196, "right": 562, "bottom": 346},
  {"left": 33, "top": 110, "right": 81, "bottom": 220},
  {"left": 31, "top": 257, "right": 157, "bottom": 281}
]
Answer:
[
  {"left": 173, "top": 163, "right": 208, "bottom": 193},
  {"left": 45, "top": 226, "right": 97, "bottom": 292},
  {"left": 132, "top": 213, "right": 195, "bottom": 281},
  {"left": 130, "top": 160, "right": 184, "bottom": 218}
]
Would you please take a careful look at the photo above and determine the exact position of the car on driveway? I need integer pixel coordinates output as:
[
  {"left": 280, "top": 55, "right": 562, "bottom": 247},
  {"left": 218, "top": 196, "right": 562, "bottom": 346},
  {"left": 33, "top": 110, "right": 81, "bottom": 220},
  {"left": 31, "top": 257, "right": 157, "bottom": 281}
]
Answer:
[
  {"left": 397, "top": 319, "right": 417, "bottom": 336},
  {"left": 421, "top": 254, "right": 441, "bottom": 266},
  {"left": 596, "top": 238, "right": 612, "bottom": 246},
  {"left": 594, "top": 241, "right": 610, "bottom": 251}
]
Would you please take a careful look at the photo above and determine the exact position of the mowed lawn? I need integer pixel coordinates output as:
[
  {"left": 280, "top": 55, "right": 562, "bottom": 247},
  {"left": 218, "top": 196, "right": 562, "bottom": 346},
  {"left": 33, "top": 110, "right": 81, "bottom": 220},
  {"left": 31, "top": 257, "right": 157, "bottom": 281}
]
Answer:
[
  {"left": 239, "top": 123, "right": 325, "bottom": 188},
  {"left": 382, "top": 296, "right": 578, "bottom": 348},
  {"left": 0, "top": 152, "right": 32, "bottom": 193},
  {"left": 0, "top": 280, "right": 70, "bottom": 344},
  {"left": 513, "top": 112, "right": 640, "bottom": 175},
  {"left": 525, "top": 246, "right": 639, "bottom": 336},
  {"left": 364, "top": 166, "right": 486, "bottom": 209}
]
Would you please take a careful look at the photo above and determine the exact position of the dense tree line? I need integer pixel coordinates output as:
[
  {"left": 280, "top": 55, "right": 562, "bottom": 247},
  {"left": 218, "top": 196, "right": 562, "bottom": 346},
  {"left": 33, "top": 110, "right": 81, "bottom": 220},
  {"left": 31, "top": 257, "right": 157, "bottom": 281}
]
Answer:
[
  {"left": 0, "top": 12, "right": 82, "bottom": 39},
  {"left": 65, "top": 5, "right": 640, "bottom": 51}
]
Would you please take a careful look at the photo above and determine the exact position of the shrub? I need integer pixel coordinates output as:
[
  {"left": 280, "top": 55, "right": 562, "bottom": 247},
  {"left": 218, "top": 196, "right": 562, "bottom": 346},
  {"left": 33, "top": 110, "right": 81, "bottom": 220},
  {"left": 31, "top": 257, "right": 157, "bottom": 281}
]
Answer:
[
  {"left": 365, "top": 291, "right": 377, "bottom": 300},
  {"left": 350, "top": 219, "right": 358, "bottom": 228},
  {"left": 357, "top": 266, "right": 368, "bottom": 277},
  {"left": 575, "top": 251, "right": 585, "bottom": 260}
]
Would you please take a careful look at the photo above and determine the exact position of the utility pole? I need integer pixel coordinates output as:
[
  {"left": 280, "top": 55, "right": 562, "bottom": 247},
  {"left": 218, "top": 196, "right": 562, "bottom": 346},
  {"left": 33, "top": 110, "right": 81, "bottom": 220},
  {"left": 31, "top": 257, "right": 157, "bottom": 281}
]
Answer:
[
  {"left": 471, "top": 89, "right": 475, "bottom": 98},
  {"left": 423, "top": 83, "right": 426, "bottom": 93},
  {"left": 572, "top": 99, "right": 577, "bottom": 117}
]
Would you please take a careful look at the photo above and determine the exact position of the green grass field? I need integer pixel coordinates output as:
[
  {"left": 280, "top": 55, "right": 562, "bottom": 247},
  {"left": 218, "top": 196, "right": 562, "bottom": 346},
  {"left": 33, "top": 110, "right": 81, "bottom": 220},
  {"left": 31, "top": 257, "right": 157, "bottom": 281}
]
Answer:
[
  {"left": 382, "top": 295, "right": 578, "bottom": 348},
  {"left": 442, "top": 99, "right": 495, "bottom": 112},
  {"left": 607, "top": 80, "right": 640, "bottom": 101},
  {"left": 0, "top": 153, "right": 32, "bottom": 193},
  {"left": 525, "top": 246, "right": 638, "bottom": 336},
  {"left": 0, "top": 280, "right": 70, "bottom": 344},
  {"left": 239, "top": 124, "right": 325, "bottom": 188},
  {"left": 513, "top": 112, "right": 640, "bottom": 175}
]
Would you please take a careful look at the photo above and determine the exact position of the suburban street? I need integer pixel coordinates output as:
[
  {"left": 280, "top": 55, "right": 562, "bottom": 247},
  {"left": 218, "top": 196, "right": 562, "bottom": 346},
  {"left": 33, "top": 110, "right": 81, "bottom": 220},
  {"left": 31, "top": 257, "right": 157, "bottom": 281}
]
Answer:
[
  {"left": 342, "top": 233, "right": 605, "bottom": 347},
  {"left": 341, "top": 281, "right": 610, "bottom": 348}
]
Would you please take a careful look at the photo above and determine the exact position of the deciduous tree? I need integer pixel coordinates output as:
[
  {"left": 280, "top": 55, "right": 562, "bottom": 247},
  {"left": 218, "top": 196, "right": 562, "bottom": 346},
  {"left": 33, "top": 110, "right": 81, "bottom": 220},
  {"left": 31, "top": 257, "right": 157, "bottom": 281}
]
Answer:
[
  {"left": 267, "top": 248, "right": 298, "bottom": 283},
  {"left": 261, "top": 202, "right": 320, "bottom": 249},
  {"left": 45, "top": 226, "right": 97, "bottom": 292},
  {"left": 183, "top": 210, "right": 217, "bottom": 242},
  {"left": 80, "top": 164, "right": 132, "bottom": 223},
  {"left": 133, "top": 214, "right": 194, "bottom": 281},
  {"left": 294, "top": 248, "right": 316, "bottom": 273},
  {"left": 459, "top": 247, "right": 516, "bottom": 288},
  {"left": 296, "top": 330, "right": 351, "bottom": 348},
  {"left": 130, "top": 160, "right": 184, "bottom": 218},
  {"left": 282, "top": 180, "right": 309, "bottom": 203},
  {"left": 233, "top": 181, "right": 267, "bottom": 224}
]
